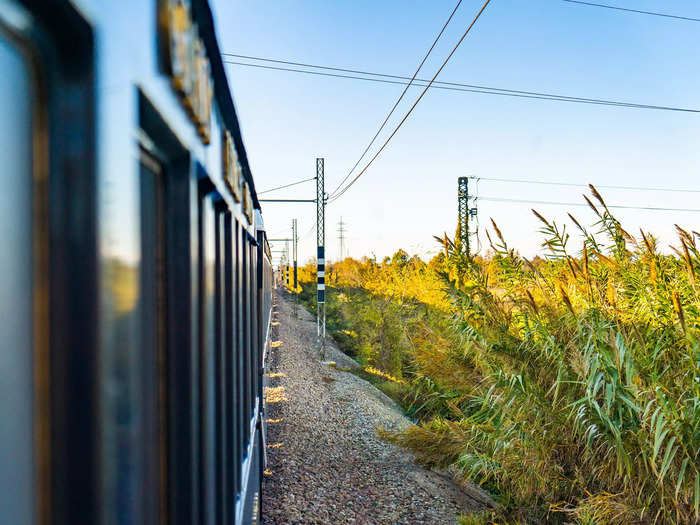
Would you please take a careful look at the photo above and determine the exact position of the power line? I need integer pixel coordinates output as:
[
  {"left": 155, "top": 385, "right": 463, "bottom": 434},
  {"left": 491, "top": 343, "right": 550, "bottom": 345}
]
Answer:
[
  {"left": 328, "top": 0, "right": 464, "bottom": 198},
  {"left": 561, "top": 0, "right": 700, "bottom": 23},
  {"left": 223, "top": 59, "right": 700, "bottom": 114},
  {"left": 471, "top": 176, "right": 700, "bottom": 194},
  {"left": 477, "top": 196, "right": 700, "bottom": 213},
  {"left": 258, "top": 176, "right": 316, "bottom": 195},
  {"left": 329, "top": 0, "right": 493, "bottom": 204},
  {"left": 302, "top": 222, "right": 316, "bottom": 240}
]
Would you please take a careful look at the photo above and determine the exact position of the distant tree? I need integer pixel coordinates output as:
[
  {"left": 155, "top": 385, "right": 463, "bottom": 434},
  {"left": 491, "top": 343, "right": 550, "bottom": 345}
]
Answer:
[{"left": 391, "top": 249, "right": 409, "bottom": 266}]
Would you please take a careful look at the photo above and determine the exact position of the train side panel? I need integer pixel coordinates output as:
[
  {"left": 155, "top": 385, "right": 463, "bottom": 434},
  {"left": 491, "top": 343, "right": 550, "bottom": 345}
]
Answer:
[{"left": 0, "top": 1, "right": 271, "bottom": 524}]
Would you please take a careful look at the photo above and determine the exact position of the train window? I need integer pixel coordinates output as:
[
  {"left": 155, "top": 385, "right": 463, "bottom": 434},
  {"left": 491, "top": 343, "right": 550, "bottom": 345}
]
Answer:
[
  {"left": 0, "top": 24, "right": 37, "bottom": 525},
  {"left": 223, "top": 212, "right": 235, "bottom": 524},
  {"left": 0, "top": 5, "right": 95, "bottom": 524},
  {"left": 214, "top": 204, "right": 230, "bottom": 525},
  {"left": 233, "top": 220, "right": 243, "bottom": 496},
  {"left": 250, "top": 242, "right": 258, "bottom": 422},
  {"left": 248, "top": 240, "right": 256, "bottom": 421},
  {"left": 242, "top": 230, "right": 251, "bottom": 449},
  {"left": 137, "top": 94, "right": 198, "bottom": 525},
  {"left": 198, "top": 187, "right": 217, "bottom": 525},
  {"left": 236, "top": 221, "right": 249, "bottom": 490},
  {"left": 139, "top": 147, "right": 169, "bottom": 525}
]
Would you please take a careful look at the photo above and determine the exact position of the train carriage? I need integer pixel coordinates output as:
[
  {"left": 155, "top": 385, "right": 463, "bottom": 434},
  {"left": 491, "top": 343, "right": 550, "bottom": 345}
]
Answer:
[{"left": 0, "top": 1, "right": 273, "bottom": 524}]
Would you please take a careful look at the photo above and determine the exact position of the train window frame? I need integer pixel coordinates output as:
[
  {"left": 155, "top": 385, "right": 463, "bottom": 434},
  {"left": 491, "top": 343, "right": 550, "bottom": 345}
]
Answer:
[
  {"left": 137, "top": 92, "right": 194, "bottom": 525},
  {"left": 235, "top": 219, "right": 247, "bottom": 497},
  {"left": 0, "top": 3, "right": 96, "bottom": 525},
  {"left": 213, "top": 198, "right": 231, "bottom": 525},
  {"left": 0, "top": 16, "right": 46, "bottom": 525},
  {"left": 196, "top": 174, "right": 220, "bottom": 525},
  {"left": 241, "top": 225, "right": 251, "bottom": 456},
  {"left": 137, "top": 145, "right": 168, "bottom": 525},
  {"left": 223, "top": 210, "right": 236, "bottom": 525},
  {"left": 233, "top": 218, "right": 243, "bottom": 497}
]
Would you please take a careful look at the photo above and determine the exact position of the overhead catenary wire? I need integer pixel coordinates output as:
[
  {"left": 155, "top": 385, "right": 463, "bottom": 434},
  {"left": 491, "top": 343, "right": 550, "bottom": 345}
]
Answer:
[
  {"left": 477, "top": 196, "right": 700, "bottom": 213},
  {"left": 327, "top": 0, "right": 465, "bottom": 198},
  {"left": 258, "top": 176, "right": 316, "bottom": 195},
  {"left": 222, "top": 60, "right": 700, "bottom": 114},
  {"left": 329, "top": 0, "right": 493, "bottom": 204},
  {"left": 561, "top": 0, "right": 700, "bottom": 23},
  {"left": 302, "top": 222, "right": 316, "bottom": 240},
  {"left": 471, "top": 176, "right": 700, "bottom": 194}
]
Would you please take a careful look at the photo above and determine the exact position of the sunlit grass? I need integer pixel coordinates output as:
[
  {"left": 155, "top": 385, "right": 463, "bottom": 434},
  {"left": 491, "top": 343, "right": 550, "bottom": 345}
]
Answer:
[
  {"left": 265, "top": 386, "right": 288, "bottom": 404},
  {"left": 298, "top": 186, "right": 700, "bottom": 524}
]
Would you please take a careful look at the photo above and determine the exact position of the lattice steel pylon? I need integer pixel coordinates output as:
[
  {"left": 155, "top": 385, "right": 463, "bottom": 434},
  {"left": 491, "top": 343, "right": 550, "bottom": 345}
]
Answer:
[
  {"left": 337, "top": 217, "right": 347, "bottom": 261},
  {"left": 458, "top": 176, "right": 479, "bottom": 258},
  {"left": 316, "top": 158, "right": 326, "bottom": 345},
  {"left": 458, "top": 176, "right": 469, "bottom": 257}
]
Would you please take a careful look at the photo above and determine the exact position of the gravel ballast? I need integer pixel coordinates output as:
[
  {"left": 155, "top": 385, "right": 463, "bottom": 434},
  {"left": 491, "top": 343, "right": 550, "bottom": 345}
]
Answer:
[{"left": 261, "top": 290, "right": 492, "bottom": 524}]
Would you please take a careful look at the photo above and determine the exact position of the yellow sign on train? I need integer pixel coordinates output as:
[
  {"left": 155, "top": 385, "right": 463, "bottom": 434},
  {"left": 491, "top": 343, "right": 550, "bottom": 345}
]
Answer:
[
  {"left": 159, "top": 0, "right": 213, "bottom": 144},
  {"left": 223, "top": 130, "right": 243, "bottom": 202}
]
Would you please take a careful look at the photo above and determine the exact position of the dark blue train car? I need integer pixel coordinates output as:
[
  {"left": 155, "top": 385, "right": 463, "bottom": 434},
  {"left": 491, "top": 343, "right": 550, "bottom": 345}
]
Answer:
[{"left": 0, "top": 1, "right": 273, "bottom": 523}]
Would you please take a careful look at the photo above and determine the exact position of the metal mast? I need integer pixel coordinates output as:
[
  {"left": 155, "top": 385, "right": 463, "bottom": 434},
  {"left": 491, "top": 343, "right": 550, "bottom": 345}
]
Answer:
[
  {"left": 285, "top": 240, "right": 290, "bottom": 286},
  {"left": 458, "top": 176, "right": 479, "bottom": 258},
  {"left": 316, "top": 158, "right": 326, "bottom": 343},
  {"left": 292, "top": 219, "right": 298, "bottom": 289},
  {"left": 337, "top": 217, "right": 347, "bottom": 261},
  {"left": 458, "top": 176, "right": 469, "bottom": 257}
]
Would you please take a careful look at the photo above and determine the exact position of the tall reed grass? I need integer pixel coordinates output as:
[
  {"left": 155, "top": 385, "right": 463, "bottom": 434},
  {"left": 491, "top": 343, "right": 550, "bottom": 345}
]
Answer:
[{"left": 301, "top": 186, "right": 699, "bottom": 523}]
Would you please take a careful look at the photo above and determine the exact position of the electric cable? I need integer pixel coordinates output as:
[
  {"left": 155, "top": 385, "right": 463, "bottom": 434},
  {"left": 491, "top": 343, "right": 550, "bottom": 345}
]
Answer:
[
  {"left": 223, "top": 60, "right": 700, "bottom": 114},
  {"left": 329, "top": 0, "right": 493, "bottom": 204},
  {"left": 470, "top": 176, "right": 700, "bottom": 193},
  {"left": 328, "top": 0, "right": 465, "bottom": 198},
  {"left": 258, "top": 176, "right": 316, "bottom": 195},
  {"left": 561, "top": 0, "right": 700, "bottom": 23},
  {"left": 477, "top": 196, "right": 700, "bottom": 212},
  {"left": 302, "top": 223, "right": 316, "bottom": 240}
]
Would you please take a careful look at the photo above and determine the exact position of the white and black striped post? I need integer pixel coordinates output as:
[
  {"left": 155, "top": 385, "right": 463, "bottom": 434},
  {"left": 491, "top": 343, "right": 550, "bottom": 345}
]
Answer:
[
  {"left": 316, "top": 158, "right": 326, "bottom": 342},
  {"left": 292, "top": 218, "right": 298, "bottom": 289},
  {"left": 292, "top": 218, "right": 299, "bottom": 316},
  {"left": 285, "top": 239, "right": 290, "bottom": 287}
]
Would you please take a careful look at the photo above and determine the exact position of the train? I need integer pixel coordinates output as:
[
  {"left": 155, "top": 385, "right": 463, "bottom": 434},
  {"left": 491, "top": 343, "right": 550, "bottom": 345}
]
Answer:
[{"left": 0, "top": 1, "right": 273, "bottom": 524}]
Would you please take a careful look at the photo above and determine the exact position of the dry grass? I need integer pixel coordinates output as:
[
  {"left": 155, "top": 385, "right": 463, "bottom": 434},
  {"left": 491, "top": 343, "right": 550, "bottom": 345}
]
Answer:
[
  {"left": 265, "top": 386, "right": 288, "bottom": 404},
  {"left": 311, "top": 187, "right": 700, "bottom": 524}
]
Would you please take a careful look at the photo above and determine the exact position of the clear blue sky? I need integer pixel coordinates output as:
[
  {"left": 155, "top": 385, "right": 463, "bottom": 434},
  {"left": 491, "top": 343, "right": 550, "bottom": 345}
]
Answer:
[{"left": 212, "top": 0, "right": 700, "bottom": 263}]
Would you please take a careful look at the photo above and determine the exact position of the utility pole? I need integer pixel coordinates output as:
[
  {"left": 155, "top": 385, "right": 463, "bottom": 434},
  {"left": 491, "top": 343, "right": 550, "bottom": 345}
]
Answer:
[
  {"left": 337, "top": 217, "right": 347, "bottom": 261},
  {"left": 286, "top": 240, "right": 291, "bottom": 287},
  {"left": 258, "top": 177, "right": 318, "bottom": 294},
  {"left": 272, "top": 246, "right": 287, "bottom": 286},
  {"left": 316, "top": 158, "right": 326, "bottom": 349},
  {"left": 457, "top": 176, "right": 478, "bottom": 258},
  {"left": 292, "top": 218, "right": 298, "bottom": 317},
  {"left": 458, "top": 176, "right": 469, "bottom": 257},
  {"left": 292, "top": 219, "right": 298, "bottom": 289}
]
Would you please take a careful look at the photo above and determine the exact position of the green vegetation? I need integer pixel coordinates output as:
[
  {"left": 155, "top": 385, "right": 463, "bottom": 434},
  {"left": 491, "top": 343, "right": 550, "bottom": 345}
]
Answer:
[{"left": 295, "top": 187, "right": 700, "bottom": 524}]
